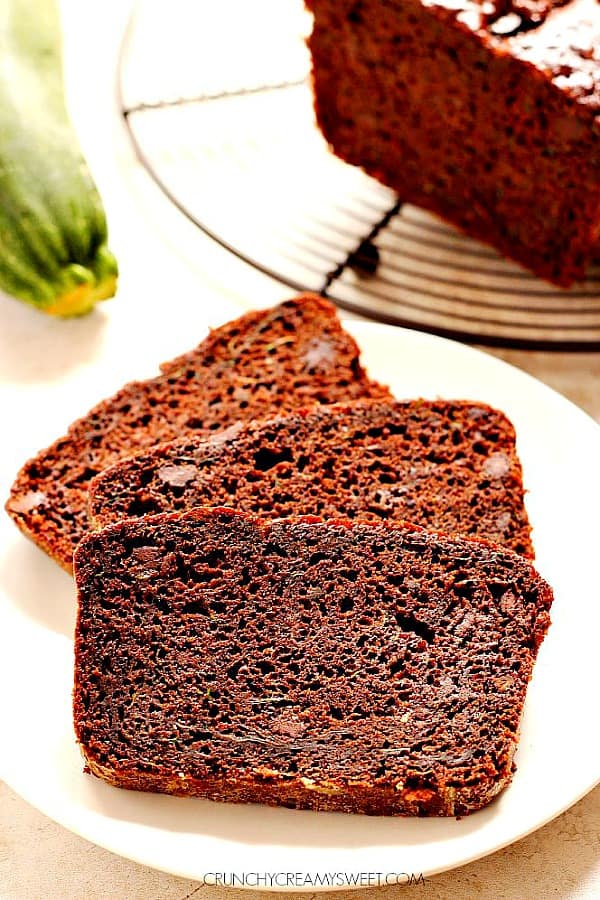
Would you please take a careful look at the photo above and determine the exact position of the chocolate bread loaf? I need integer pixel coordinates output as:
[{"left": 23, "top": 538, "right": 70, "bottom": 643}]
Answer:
[
  {"left": 89, "top": 399, "right": 533, "bottom": 557},
  {"left": 5, "top": 295, "right": 390, "bottom": 572},
  {"left": 306, "top": 0, "right": 600, "bottom": 285},
  {"left": 73, "top": 507, "right": 553, "bottom": 816}
]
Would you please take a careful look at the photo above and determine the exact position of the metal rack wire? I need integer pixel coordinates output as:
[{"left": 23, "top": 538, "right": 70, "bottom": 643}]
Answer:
[{"left": 118, "top": 0, "right": 600, "bottom": 350}]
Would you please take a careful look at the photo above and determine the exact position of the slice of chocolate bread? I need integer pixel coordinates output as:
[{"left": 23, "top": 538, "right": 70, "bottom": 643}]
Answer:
[
  {"left": 73, "top": 507, "right": 553, "bottom": 816},
  {"left": 5, "top": 295, "right": 390, "bottom": 572},
  {"left": 89, "top": 399, "right": 533, "bottom": 557},
  {"left": 306, "top": 0, "right": 600, "bottom": 285}
]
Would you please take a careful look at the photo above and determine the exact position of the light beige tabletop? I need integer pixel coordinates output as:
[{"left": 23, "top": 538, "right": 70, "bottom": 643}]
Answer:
[{"left": 2, "top": 349, "right": 599, "bottom": 900}]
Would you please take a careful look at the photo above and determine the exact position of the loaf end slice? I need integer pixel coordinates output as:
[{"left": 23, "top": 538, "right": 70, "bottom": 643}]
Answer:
[
  {"left": 6, "top": 295, "right": 390, "bottom": 572},
  {"left": 89, "top": 398, "right": 533, "bottom": 557},
  {"left": 74, "top": 508, "right": 552, "bottom": 816}
]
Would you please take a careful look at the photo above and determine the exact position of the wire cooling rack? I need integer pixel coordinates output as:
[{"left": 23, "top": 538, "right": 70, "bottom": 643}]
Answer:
[{"left": 118, "top": 0, "right": 600, "bottom": 350}]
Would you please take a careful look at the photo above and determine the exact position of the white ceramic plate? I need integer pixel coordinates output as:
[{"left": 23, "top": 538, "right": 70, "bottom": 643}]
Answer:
[{"left": 1, "top": 319, "right": 599, "bottom": 890}]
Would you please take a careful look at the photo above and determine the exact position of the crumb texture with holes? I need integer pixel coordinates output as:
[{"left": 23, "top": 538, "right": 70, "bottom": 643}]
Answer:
[
  {"left": 89, "top": 398, "right": 533, "bottom": 557},
  {"left": 306, "top": 0, "right": 600, "bottom": 285},
  {"left": 73, "top": 507, "right": 552, "bottom": 816},
  {"left": 5, "top": 295, "right": 390, "bottom": 572}
]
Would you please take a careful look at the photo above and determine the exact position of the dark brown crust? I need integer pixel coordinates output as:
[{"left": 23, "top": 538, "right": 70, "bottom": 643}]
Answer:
[
  {"left": 82, "top": 753, "right": 511, "bottom": 817},
  {"left": 305, "top": 0, "right": 600, "bottom": 286},
  {"left": 5, "top": 295, "right": 390, "bottom": 572},
  {"left": 89, "top": 399, "right": 533, "bottom": 557},
  {"left": 73, "top": 508, "right": 553, "bottom": 816}
]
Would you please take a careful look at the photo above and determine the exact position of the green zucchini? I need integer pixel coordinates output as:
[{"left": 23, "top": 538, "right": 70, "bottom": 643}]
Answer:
[{"left": 0, "top": 0, "right": 117, "bottom": 316}]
